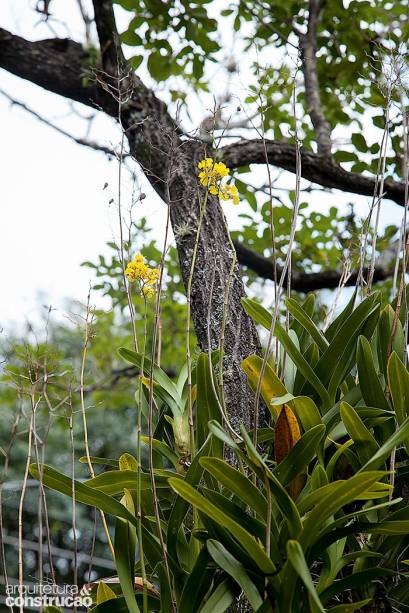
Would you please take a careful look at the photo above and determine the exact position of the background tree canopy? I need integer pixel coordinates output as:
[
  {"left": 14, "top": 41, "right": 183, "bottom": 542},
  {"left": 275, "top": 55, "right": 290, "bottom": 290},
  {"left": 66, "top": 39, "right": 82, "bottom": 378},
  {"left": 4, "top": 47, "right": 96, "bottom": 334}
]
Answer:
[{"left": 0, "top": 0, "right": 409, "bottom": 610}]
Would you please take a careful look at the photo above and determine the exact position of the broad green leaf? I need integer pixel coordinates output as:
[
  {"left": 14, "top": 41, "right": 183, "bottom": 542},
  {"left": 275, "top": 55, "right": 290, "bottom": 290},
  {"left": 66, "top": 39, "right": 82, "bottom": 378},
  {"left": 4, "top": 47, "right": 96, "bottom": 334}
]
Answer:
[
  {"left": 84, "top": 469, "right": 170, "bottom": 494},
  {"left": 287, "top": 540, "right": 325, "bottom": 612},
  {"left": 114, "top": 497, "right": 140, "bottom": 613},
  {"left": 388, "top": 352, "right": 409, "bottom": 452},
  {"left": 118, "top": 348, "right": 180, "bottom": 401},
  {"left": 273, "top": 425, "right": 325, "bottom": 488},
  {"left": 199, "top": 579, "right": 234, "bottom": 613},
  {"left": 361, "top": 415, "right": 409, "bottom": 471},
  {"left": 208, "top": 420, "right": 239, "bottom": 450},
  {"left": 313, "top": 294, "right": 380, "bottom": 398},
  {"left": 301, "top": 471, "right": 386, "bottom": 548},
  {"left": 290, "top": 397, "right": 322, "bottom": 431},
  {"left": 29, "top": 464, "right": 137, "bottom": 526},
  {"left": 168, "top": 478, "right": 276, "bottom": 574},
  {"left": 326, "top": 440, "right": 354, "bottom": 481},
  {"left": 204, "top": 489, "right": 267, "bottom": 543},
  {"left": 200, "top": 457, "right": 268, "bottom": 517},
  {"left": 371, "top": 520, "right": 409, "bottom": 534},
  {"left": 357, "top": 336, "right": 389, "bottom": 410},
  {"left": 320, "top": 568, "right": 396, "bottom": 604},
  {"left": 140, "top": 436, "right": 179, "bottom": 469},
  {"left": 378, "top": 305, "right": 405, "bottom": 375},
  {"left": 79, "top": 456, "right": 119, "bottom": 467},
  {"left": 207, "top": 540, "right": 263, "bottom": 611},
  {"left": 241, "top": 298, "right": 272, "bottom": 330},
  {"left": 267, "top": 472, "right": 303, "bottom": 537},
  {"left": 119, "top": 453, "right": 138, "bottom": 471},
  {"left": 242, "top": 299, "right": 332, "bottom": 406},
  {"left": 274, "top": 321, "right": 331, "bottom": 408},
  {"left": 325, "top": 290, "right": 357, "bottom": 342},
  {"left": 340, "top": 402, "right": 379, "bottom": 465},
  {"left": 178, "top": 548, "right": 215, "bottom": 613},
  {"left": 196, "top": 353, "right": 222, "bottom": 452},
  {"left": 286, "top": 297, "right": 329, "bottom": 353},
  {"left": 298, "top": 480, "right": 392, "bottom": 515},
  {"left": 141, "top": 376, "right": 182, "bottom": 417},
  {"left": 167, "top": 437, "right": 212, "bottom": 566}
]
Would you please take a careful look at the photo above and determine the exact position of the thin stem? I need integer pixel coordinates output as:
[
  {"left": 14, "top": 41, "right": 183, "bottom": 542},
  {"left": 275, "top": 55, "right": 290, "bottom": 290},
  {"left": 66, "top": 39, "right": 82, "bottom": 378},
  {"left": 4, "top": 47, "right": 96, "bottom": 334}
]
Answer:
[
  {"left": 185, "top": 187, "right": 210, "bottom": 460},
  {"left": 80, "top": 292, "right": 115, "bottom": 559}
]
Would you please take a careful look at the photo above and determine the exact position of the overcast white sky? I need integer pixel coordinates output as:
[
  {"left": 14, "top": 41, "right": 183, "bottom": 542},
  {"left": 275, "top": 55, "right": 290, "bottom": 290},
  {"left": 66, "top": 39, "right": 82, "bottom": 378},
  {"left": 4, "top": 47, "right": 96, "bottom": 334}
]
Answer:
[{"left": 0, "top": 1, "right": 405, "bottom": 334}]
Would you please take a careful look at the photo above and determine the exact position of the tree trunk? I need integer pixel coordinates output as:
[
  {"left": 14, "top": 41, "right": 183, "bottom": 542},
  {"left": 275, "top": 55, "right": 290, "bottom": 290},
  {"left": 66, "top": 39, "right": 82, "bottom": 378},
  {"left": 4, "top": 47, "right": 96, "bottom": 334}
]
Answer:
[{"left": 168, "top": 140, "right": 262, "bottom": 432}]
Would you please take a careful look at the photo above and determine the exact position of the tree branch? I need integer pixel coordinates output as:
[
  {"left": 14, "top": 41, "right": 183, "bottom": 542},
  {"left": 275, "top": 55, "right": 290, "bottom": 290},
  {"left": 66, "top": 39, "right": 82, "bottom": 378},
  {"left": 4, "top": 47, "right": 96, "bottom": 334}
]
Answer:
[
  {"left": 0, "top": 27, "right": 115, "bottom": 114},
  {"left": 92, "top": 0, "right": 125, "bottom": 75},
  {"left": 299, "top": 0, "right": 332, "bottom": 155},
  {"left": 221, "top": 139, "right": 406, "bottom": 206},
  {"left": 0, "top": 88, "right": 124, "bottom": 157},
  {"left": 233, "top": 240, "right": 393, "bottom": 291}
]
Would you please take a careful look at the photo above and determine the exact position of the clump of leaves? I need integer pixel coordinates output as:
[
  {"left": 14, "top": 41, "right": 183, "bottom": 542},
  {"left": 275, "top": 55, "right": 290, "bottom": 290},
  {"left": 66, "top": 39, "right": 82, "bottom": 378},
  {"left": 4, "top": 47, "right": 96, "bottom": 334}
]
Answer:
[{"left": 32, "top": 292, "right": 409, "bottom": 611}]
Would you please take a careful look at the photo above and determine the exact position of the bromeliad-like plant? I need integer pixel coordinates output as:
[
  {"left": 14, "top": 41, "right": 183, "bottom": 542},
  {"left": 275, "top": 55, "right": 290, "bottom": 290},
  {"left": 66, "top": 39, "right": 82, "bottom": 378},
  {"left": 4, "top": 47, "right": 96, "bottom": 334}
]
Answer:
[{"left": 31, "top": 291, "right": 409, "bottom": 611}]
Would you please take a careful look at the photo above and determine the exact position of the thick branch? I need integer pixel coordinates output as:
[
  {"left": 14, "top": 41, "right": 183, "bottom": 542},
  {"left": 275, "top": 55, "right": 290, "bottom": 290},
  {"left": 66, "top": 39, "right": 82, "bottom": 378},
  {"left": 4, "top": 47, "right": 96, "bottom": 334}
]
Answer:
[
  {"left": 300, "top": 0, "right": 332, "bottom": 155},
  {"left": 0, "top": 27, "right": 114, "bottom": 114},
  {"left": 92, "top": 0, "right": 125, "bottom": 74},
  {"left": 234, "top": 241, "right": 393, "bottom": 291},
  {"left": 221, "top": 139, "right": 406, "bottom": 206}
]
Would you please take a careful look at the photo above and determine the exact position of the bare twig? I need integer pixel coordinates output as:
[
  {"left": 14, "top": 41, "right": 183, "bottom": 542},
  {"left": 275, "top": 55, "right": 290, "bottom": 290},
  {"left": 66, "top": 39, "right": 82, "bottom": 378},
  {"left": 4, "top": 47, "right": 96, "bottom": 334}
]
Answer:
[{"left": 0, "top": 89, "right": 123, "bottom": 158}]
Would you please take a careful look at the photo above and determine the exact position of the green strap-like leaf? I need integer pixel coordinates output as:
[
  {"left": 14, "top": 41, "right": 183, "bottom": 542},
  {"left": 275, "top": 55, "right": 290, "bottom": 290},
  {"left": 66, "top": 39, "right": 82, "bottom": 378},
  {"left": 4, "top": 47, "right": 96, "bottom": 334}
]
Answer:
[
  {"left": 196, "top": 353, "right": 223, "bottom": 453},
  {"left": 301, "top": 471, "right": 386, "bottom": 549},
  {"left": 29, "top": 464, "right": 137, "bottom": 526},
  {"left": 168, "top": 478, "right": 276, "bottom": 575},
  {"left": 273, "top": 424, "right": 325, "bottom": 487},
  {"left": 84, "top": 469, "right": 170, "bottom": 495},
  {"left": 178, "top": 548, "right": 215, "bottom": 613},
  {"left": 377, "top": 305, "right": 405, "bottom": 376},
  {"left": 200, "top": 457, "right": 268, "bottom": 517},
  {"left": 199, "top": 579, "right": 234, "bottom": 613},
  {"left": 313, "top": 294, "right": 380, "bottom": 393},
  {"left": 274, "top": 321, "right": 332, "bottom": 408},
  {"left": 241, "top": 298, "right": 331, "bottom": 406},
  {"left": 357, "top": 335, "right": 389, "bottom": 410},
  {"left": 167, "top": 437, "right": 212, "bottom": 566},
  {"left": 324, "top": 290, "right": 357, "bottom": 343},
  {"left": 286, "top": 540, "right": 325, "bottom": 612},
  {"left": 267, "top": 472, "right": 303, "bottom": 537},
  {"left": 319, "top": 568, "right": 396, "bottom": 605},
  {"left": 361, "top": 415, "right": 409, "bottom": 471},
  {"left": 286, "top": 297, "right": 329, "bottom": 353},
  {"left": 114, "top": 513, "right": 141, "bottom": 613},
  {"left": 340, "top": 402, "right": 379, "bottom": 465},
  {"left": 327, "top": 600, "right": 372, "bottom": 612},
  {"left": 207, "top": 540, "right": 263, "bottom": 611},
  {"left": 290, "top": 396, "right": 322, "bottom": 430},
  {"left": 241, "top": 297, "right": 272, "bottom": 330},
  {"left": 140, "top": 436, "right": 179, "bottom": 469},
  {"left": 388, "top": 352, "right": 409, "bottom": 453},
  {"left": 118, "top": 347, "right": 180, "bottom": 403}
]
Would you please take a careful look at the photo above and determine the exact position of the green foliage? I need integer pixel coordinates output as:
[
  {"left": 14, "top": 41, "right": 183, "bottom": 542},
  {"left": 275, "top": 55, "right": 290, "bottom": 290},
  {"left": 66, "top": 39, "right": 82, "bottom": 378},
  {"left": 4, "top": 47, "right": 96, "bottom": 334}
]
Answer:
[{"left": 29, "top": 292, "right": 409, "bottom": 611}]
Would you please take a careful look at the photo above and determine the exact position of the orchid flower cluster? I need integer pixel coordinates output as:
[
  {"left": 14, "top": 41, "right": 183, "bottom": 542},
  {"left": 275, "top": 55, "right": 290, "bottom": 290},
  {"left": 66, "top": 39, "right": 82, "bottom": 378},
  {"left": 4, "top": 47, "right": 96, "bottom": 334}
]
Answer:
[
  {"left": 198, "top": 157, "right": 240, "bottom": 204},
  {"left": 125, "top": 253, "right": 160, "bottom": 299}
]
